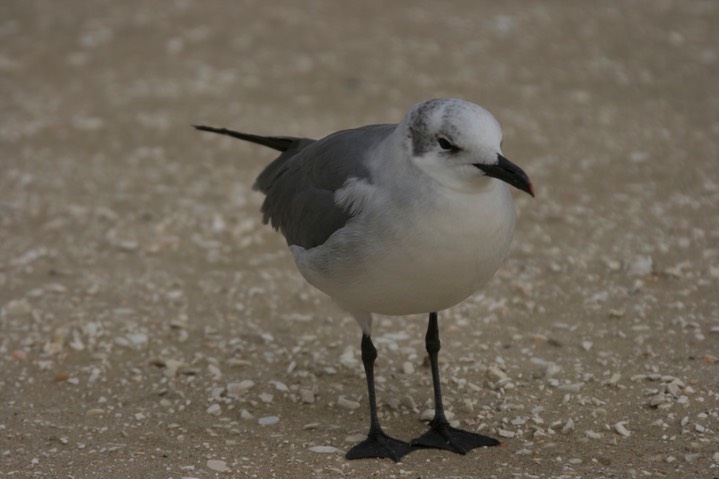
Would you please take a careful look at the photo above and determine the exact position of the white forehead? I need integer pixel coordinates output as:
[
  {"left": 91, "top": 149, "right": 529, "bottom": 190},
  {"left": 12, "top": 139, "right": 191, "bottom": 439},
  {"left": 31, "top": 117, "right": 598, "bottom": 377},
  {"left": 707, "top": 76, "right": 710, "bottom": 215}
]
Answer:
[{"left": 403, "top": 99, "right": 503, "bottom": 155}]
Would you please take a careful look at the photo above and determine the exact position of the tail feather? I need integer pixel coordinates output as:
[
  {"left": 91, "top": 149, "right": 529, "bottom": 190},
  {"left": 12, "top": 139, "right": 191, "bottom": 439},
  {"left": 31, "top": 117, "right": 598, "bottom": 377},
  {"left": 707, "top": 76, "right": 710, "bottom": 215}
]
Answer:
[
  {"left": 194, "top": 124, "right": 316, "bottom": 195},
  {"left": 193, "top": 125, "right": 296, "bottom": 152}
]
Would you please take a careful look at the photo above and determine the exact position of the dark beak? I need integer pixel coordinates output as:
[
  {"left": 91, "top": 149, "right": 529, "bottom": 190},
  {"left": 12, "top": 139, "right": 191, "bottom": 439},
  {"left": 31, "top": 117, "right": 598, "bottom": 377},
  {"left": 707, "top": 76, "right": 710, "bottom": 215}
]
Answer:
[{"left": 475, "top": 154, "right": 534, "bottom": 197}]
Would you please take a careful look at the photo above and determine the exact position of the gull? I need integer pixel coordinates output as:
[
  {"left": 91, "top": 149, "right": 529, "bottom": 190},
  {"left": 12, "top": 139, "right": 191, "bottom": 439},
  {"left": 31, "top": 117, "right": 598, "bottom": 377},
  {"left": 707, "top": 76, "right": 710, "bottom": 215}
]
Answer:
[{"left": 195, "top": 98, "right": 534, "bottom": 461}]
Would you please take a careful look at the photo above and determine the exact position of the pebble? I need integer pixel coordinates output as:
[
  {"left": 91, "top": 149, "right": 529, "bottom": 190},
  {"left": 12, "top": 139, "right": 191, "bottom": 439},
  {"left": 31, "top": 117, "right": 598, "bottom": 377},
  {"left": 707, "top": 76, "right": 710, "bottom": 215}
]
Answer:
[
  {"left": 498, "top": 429, "right": 515, "bottom": 438},
  {"left": 258, "top": 416, "right": 279, "bottom": 426},
  {"left": 486, "top": 363, "right": 514, "bottom": 389},
  {"left": 208, "top": 364, "right": 222, "bottom": 379},
  {"left": 402, "top": 361, "right": 415, "bottom": 375},
  {"left": 421, "top": 409, "right": 454, "bottom": 421},
  {"left": 4, "top": 299, "right": 32, "bottom": 316},
  {"left": 240, "top": 409, "right": 253, "bottom": 420},
  {"left": 11, "top": 350, "right": 28, "bottom": 361},
  {"left": 604, "top": 258, "right": 622, "bottom": 271},
  {"left": 300, "top": 389, "right": 315, "bottom": 404},
  {"left": 270, "top": 380, "right": 289, "bottom": 392},
  {"left": 558, "top": 383, "right": 583, "bottom": 393},
  {"left": 400, "top": 395, "right": 417, "bottom": 410},
  {"left": 69, "top": 335, "right": 85, "bottom": 351},
  {"left": 337, "top": 396, "right": 360, "bottom": 410},
  {"left": 626, "top": 255, "right": 653, "bottom": 276},
  {"left": 385, "top": 397, "right": 400, "bottom": 410},
  {"left": 561, "top": 418, "right": 574, "bottom": 433},
  {"left": 115, "top": 239, "right": 139, "bottom": 252},
  {"left": 206, "top": 459, "right": 230, "bottom": 472},
  {"left": 486, "top": 364, "right": 508, "bottom": 382},
  {"left": 128, "top": 333, "right": 148, "bottom": 345},
  {"left": 227, "top": 380, "right": 255, "bottom": 398},
  {"left": 531, "top": 358, "right": 561, "bottom": 379},
  {"left": 211, "top": 387, "right": 224, "bottom": 400},
  {"left": 163, "top": 359, "right": 184, "bottom": 378},
  {"left": 309, "top": 446, "right": 341, "bottom": 454},
  {"left": 649, "top": 393, "right": 668, "bottom": 407},
  {"left": 666, "top": 381, "right": 682, "bottom": 398},
  {"left": 206, "top": 404, "right": 221, "bottom": 415},
  {"left": 344, "top": 434, "right": 367, "bottom": 443},
  {"left": 615, "top": 422, "right": 631, "bottom": 437},
  {"left": 339, "top": 347, "right": 357, "bottom": 367}
]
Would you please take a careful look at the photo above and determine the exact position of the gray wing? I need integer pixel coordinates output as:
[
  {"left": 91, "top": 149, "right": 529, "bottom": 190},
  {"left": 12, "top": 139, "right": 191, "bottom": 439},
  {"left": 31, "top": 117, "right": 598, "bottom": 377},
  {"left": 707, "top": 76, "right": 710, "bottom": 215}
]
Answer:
[{"left": 255, "top": 124, "right": 396, "bottom": 249}]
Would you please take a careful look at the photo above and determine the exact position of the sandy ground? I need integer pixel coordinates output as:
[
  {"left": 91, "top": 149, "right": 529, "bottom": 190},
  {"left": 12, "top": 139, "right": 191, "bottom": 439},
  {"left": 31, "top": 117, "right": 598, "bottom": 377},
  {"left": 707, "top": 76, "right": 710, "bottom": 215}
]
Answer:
[{"left": 2, "top": 1, "right": 718, "bottom": 478}]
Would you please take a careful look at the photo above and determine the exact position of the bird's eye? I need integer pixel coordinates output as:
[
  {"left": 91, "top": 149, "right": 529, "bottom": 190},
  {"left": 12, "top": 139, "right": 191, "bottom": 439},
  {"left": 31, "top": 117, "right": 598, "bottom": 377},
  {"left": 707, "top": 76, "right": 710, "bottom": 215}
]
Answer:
[{"left": 437, "top": 137, "right": 456, "bottom": 151}]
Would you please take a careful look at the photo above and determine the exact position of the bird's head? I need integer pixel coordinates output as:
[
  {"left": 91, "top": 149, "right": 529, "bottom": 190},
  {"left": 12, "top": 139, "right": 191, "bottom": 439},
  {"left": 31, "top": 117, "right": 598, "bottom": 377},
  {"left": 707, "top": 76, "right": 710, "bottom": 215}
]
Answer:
[{"left": 401, "top": 98, "right": 534, "bottom": 197}]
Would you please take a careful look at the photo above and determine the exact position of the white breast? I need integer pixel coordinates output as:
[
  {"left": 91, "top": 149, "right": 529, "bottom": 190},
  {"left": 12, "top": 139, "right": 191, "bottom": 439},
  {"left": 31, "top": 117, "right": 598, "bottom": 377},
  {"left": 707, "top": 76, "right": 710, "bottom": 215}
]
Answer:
[{"left": 292, "top": 178, "right": 516, "bottom": 316}]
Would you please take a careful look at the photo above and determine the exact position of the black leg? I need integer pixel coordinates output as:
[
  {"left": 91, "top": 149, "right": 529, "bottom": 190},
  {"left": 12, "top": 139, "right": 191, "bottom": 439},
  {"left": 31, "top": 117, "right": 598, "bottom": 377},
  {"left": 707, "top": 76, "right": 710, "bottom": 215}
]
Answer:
[
  {"left": 346, "top": 334, "right": 414, "bottom": 461},
  {"left": 410, "top": 312, "right": 500, "bottom": 454}
]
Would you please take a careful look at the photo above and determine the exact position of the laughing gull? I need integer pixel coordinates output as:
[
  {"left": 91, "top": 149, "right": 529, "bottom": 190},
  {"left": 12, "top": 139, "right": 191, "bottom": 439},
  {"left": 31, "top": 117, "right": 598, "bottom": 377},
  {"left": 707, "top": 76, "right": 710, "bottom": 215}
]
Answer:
[{"left": 195, "top": 98, "right": 533, "bottom": 461}]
